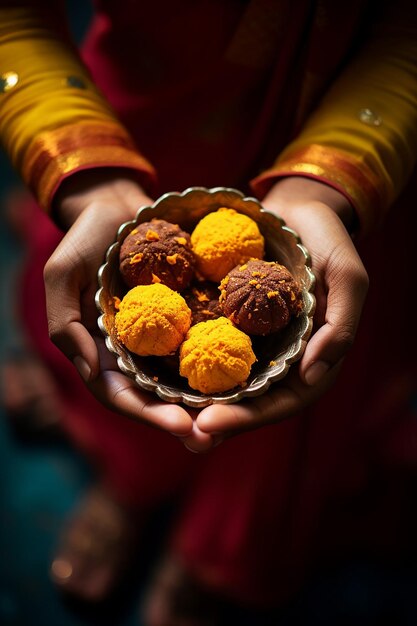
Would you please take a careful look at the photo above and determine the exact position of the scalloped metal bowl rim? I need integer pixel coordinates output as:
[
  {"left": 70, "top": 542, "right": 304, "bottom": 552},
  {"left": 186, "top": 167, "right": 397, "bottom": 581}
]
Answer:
[{"left": 95, "top": 187, "right": 316, "bottom": 407}]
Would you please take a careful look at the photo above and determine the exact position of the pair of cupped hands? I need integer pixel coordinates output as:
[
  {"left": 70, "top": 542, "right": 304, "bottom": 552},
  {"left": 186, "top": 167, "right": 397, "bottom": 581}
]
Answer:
[{"left": 45, "top": 169, "right": 368, "bottom": 452}]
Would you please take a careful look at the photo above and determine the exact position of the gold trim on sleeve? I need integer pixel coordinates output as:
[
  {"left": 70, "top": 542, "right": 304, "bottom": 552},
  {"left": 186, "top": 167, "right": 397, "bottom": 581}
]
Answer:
[
  {"left": 252, "top": 144, "right": 389, "bottom": 235},
  {"left": 22, "top": 121, "right": 156, "bottom": 210}
]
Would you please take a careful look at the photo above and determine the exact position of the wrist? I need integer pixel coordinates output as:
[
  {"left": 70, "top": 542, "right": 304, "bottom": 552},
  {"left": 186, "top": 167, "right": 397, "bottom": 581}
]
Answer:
[
  {"left": 262, "top": 176, "right": 356, "bottom": 233},
  {"left": 52, "top": 167, "right": 153, "bottom": 230}
]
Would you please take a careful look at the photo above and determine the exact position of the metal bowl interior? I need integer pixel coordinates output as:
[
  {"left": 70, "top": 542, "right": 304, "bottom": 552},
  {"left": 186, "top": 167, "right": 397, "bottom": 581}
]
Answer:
[{"left": 96, "top": 187, "right": 315, "bottom": 407}]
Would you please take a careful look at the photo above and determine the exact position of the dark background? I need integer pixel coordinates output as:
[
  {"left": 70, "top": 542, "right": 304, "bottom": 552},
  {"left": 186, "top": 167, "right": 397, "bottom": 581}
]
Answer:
[{"left": 1, "top": 2, "right": 416, "bottom": 624}]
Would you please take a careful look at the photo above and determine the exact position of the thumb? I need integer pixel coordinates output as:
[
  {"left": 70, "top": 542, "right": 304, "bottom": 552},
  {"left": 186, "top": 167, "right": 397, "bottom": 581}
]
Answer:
[
  {"left": 44, "top": 249, "right": 100, "bottom": 383},
  {"left": 300, "top": 246, "right": 368, "bottom": 386}
]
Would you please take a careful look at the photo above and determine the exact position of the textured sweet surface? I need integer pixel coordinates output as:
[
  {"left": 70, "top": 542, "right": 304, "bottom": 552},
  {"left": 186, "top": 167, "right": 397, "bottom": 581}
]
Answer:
[
  {"left": 115, "top": 283, "right": 191, "bottom": 356},
  {"left": 179, "top": 317, "right": 256, "bottom": 394},
  {"left": 183, "top": 281, "right": 223, "bottom": 326},
  {"left": 119, "top": 219, "right": 194, "bottom": 291},
  {"left": 219, "top": 259, "right": 303, "bottom": 336},
  {"left": 190, "top": 207, "right": 264, "bottom": 282},
  {"left": 98, "top": 187, "right": 315, "bottom": 405}
]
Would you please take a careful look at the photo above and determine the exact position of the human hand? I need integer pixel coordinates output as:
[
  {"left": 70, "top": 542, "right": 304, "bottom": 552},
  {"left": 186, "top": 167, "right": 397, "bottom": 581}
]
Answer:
[
  {"left": 43, "top": 169, "right": 194, "bottom": 437},
  {"left": 194, "top": 177, "right": 369, "bottom": 446}
]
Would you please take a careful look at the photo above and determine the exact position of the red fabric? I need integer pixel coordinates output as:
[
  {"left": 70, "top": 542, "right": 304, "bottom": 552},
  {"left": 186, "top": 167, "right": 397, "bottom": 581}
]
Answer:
[
  {"left": 15, "top": 0, "right": 417, "bottom": 607},
  {"left": 19, "top": 186, "right": 417, "bottom": 604}
]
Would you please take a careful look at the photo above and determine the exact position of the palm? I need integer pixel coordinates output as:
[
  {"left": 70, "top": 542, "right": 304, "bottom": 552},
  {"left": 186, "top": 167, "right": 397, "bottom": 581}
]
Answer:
[
  {"left": 44, "top": 185, "right": 195, "bottom": 439},
  {"left": 194, "top": 199, "right": 368, "bottom": 444}
]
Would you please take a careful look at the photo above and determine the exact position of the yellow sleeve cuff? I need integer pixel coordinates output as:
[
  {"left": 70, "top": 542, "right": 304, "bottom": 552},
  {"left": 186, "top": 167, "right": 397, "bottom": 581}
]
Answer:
[
  {"left": 22, "top": 120, "right": 157, "bottom": 210},
  {"left": 251, "top": 144, "right": 385, "bottom": 236},
  {"left": 0, "top": 5, "right": 156, "bottom": 210},
  {"left": 252, "top": 2, "right": 417, "bottom": 236}
]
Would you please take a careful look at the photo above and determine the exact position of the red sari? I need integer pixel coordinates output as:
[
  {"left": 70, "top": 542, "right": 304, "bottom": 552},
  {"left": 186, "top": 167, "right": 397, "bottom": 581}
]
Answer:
[{"left": 16, "top": 0, "right": 417, "bottom": 605}]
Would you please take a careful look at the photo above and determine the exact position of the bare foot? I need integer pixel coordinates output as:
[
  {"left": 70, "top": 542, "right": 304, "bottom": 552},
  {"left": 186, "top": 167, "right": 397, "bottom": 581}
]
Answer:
[
  {"left": 141, "top": 554, "right": 227, "bottom": 626},
  {"left": 50, "top": 487, "right": 141, "bottom": 602}
]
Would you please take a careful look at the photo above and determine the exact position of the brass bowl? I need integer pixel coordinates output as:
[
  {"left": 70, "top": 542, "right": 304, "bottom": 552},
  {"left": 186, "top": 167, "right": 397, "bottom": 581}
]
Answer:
[{"left": 95, "top": 187, "right": 315, "bottom": 407}]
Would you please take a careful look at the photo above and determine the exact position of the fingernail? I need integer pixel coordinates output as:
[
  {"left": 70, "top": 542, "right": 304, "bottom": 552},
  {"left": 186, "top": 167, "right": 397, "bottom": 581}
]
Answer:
[
  {"left": 304, "top": 360, "right": 330, "bottom": 386},
  {"left": 73, "top": 356, "right": 91, "bottom": 382}
]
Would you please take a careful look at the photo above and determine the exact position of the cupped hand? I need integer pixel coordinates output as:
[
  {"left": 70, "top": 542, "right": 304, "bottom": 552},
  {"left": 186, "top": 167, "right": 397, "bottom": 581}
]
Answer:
[
  {"left": 43, "top": 169, "right": 194, "bottom": 437},
  {"left": 195, "top": 177, "right": 369, "bottom": 442}
]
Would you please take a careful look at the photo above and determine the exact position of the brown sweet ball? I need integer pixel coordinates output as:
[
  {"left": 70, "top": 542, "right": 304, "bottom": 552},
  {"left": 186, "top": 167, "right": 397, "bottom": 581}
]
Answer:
[
  {"left": 119, "top": 219, "right": 195, "bottom": 291},
  {"left": 183, "top": 282, "right": 223, "bottom": 325},
  {"left": 219, "top": 259, "right": 303, "bottom": 336}
]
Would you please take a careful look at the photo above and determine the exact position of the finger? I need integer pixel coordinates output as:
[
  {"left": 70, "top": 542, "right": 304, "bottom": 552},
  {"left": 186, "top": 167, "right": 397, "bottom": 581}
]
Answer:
[
  {"left": 179, "top": 421, "right": 218, "bottom": 453},
  {"left": 44, "top": 204, "right": 124, "bottom": 381},
  {"left": 197, "top": 366, "right": 340, "bottom": 435},
  {"left": 86, "top": 336, "right": 194, "bottom": 435},
  {"left": 88, "top": 368, "right": 194, "bottom": 435},
  {"left": 44, "top": 253, "right": 100, "bottom": 381},
  {"left": 277, "top": 204, "right": 368, "bottom": 386},
  {"left": 301, "top": 245, "right": 368, "bottom": 386},
  {"left": 197, "top": 386, "right": 297, "bottom": 435}
]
